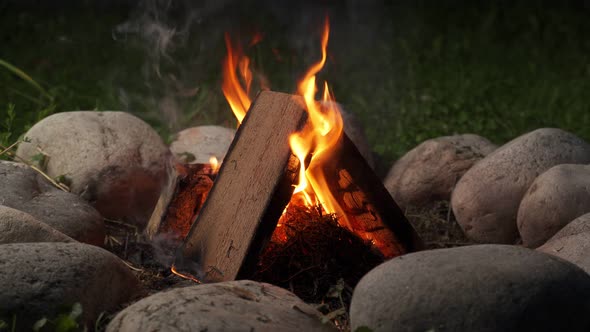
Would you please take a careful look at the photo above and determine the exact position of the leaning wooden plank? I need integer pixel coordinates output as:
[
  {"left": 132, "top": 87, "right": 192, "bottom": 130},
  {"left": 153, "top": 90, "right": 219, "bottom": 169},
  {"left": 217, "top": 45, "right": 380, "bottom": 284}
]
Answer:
[
  {"left": 175, "top": 91, "right": 306, "bottom": 282},
  {"left": 314, "top": 133, "right": 423, "bottom": 258}
]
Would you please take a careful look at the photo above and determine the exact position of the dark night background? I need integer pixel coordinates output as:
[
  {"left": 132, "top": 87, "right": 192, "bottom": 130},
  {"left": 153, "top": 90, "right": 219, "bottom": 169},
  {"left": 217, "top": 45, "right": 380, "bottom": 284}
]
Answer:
[{"left": 1, "top": 0, "right": 590, "bottom": 171}]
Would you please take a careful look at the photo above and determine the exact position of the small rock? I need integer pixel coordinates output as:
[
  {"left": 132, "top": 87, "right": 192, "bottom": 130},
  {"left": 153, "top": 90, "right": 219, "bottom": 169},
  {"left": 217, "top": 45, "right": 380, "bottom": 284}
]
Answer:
[
  {"left": 451, "top": 128, "right": 590, "bottom": 244},
  {"left": 384, "top": 134, "right": 496, "bottom": 209},
  {"left": 0, "top": 205, "right": 73, "bottom": 244},
  {"left": 16, "top": 111, "right": 170, "bottom": 225},
  {"left": 518, "top": 164, "right": 590, "bottom": 248},
  {"left": 0, "top": 242, "right": 142, "bottom": 330},
  {"left": 351, "top": 244, "right": 590, "bottom": 332},
  {"left": 0, "top": 161, "right": 105, "bottom": 245},
  {"left": 107, "top": 280, "right": 336, "bottom": 332},
  {"left": 538, "top": 213, "right": 590, "bottom": 274},
  {"left": 169, "top": 106, "right": 375, "bottom": 170},
  {"left": 169, "top": 125, "right": 235, "bottom": 164}
]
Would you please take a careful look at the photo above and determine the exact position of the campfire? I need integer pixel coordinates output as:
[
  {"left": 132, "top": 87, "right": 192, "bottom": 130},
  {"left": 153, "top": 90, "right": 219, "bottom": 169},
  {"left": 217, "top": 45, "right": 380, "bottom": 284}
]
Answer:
[{"left": 146, "top": 18, "right": 421, "bottom": 301}]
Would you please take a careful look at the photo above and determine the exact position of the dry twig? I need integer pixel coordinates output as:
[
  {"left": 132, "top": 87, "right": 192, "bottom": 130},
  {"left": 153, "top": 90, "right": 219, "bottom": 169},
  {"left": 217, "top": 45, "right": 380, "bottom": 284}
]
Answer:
[{"left": 0, "top": 141, "right": 70, "bottom": 192}]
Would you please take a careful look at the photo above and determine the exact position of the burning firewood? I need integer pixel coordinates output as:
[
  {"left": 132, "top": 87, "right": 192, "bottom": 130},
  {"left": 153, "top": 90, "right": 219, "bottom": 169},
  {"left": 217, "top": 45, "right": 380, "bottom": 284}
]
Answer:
[
  {"left": 153, "top": 17, "right": 422, "bottom": 285},
  {"left": 316, "top": 133, "right": 423, "bottom": 258},
  {"left": 175, "top": 91, "right": 306, "bottom": 282},
  {"left": 171, "top": 91, "right": 421, "bottom": 283}
]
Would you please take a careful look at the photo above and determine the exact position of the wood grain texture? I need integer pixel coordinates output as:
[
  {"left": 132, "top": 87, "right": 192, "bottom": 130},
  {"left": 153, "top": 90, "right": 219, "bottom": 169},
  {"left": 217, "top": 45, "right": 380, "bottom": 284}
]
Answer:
[
  {"left": 176, "top": 91, "right": 306, "bottom": 282},
  {"left": 317, "top": 134, "right": 423, "bottom": 258},
  {"left": 146, "top": 162, "right": 214, "bottom": 240},
  {"left": 146, "top": 160, "right": 183, "bottom": 239}
]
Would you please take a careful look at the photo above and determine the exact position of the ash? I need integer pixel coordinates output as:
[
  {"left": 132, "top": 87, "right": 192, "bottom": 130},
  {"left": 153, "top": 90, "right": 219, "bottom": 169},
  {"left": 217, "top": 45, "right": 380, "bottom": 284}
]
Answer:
[{"left": 104, "top": 219, "right": 194, "bottom": 294}]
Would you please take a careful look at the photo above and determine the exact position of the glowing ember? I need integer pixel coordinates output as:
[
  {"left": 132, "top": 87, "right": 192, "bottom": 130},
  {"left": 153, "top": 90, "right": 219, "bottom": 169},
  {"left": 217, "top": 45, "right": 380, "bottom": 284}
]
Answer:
[
  {"left": 170, "top": 17, "right": 409, "bottom": 284},
  {"left": 222, "top": 33, "right": 252, "bottom": 124},
  {"left": 171, "top": 264, "right": 202, "bottom": 283}
]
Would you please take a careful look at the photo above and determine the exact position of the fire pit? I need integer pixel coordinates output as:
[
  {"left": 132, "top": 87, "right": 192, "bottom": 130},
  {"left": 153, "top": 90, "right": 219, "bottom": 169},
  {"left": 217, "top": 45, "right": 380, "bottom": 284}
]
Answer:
[{"left": 144, "top": 18, "right": 422, "bottom": 301}]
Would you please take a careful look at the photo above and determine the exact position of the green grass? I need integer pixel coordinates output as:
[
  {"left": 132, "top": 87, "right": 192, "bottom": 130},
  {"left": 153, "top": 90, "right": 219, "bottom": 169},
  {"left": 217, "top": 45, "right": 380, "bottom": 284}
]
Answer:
[{"left": 1, "top": 3, "right": 589, "bottom": 168}]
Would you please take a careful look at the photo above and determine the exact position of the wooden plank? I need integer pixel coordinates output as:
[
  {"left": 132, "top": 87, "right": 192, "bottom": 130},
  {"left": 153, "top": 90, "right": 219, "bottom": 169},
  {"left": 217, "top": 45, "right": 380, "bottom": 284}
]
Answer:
[
  {"left": 315, "top": 134, "right": 423, "bottom": 257},
  {"left": 146, "top": 162, "right": 214, "bottom": 241},
  {"left": 175, "top": 91, "right": 306, "bottom": 282}
]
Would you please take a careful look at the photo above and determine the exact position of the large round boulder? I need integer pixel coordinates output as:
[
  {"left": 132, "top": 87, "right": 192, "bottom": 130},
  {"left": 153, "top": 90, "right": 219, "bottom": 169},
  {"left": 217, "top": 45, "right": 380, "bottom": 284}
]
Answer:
[
  {"left": 106, "top": 280, "right": 336, "bottom": 332},
  {"left": 350, "top": 244, "right": 590, "bottom": 332},
  {"left": 16, "top": 111, "right": 170, "bottom": 225},
  {"left": 538, "top": 213, "right": 590, "bottom": 274},
  {"left": 169, "top": 125, "right": 235, "bottom": 164},
  {"left": 518, "top": 164, "right": 590, "bottom": 248},
  {"left": 451, "top": 128, "right": 590, "bottom": 244},
  {"left": 384, "top": 134, "right": 496, "bottom": 209},
  {"left": 0, "top": 160, "right": 104, "bottom": 245},
  {"left": 0, "top": 205, "right": 73, "bottom": 244},
  {"left": 0, "top": 242, "right": 142, "bottom": 330}
]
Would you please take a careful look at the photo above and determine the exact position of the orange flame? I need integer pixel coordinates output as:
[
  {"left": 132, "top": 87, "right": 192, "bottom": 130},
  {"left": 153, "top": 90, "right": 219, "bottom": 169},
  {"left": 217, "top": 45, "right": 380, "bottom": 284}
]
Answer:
[
  {"left": 249, "top": 31, "right": 264, "bottom": 47},
  {"left": 289, "top": 19, "right": 348, "bottom": 227},
  {"left": 222, "top": 33, "right": 252, "bottom": 124},
  {"left": 209, "top": 156, "right": 221, "bottom": 174},
  {"left": 221, "top": 18, "right": 348, "bottom": 226}
]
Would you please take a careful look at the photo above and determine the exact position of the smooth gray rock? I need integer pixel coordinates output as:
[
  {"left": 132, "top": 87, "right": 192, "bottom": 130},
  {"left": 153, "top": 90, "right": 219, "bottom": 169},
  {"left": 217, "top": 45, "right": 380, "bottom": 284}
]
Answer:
[
  {"left": 16, "top": 111, "right": 170, "bottom": 226},
  {"left": 384, "top": 134, "right": 496, "bottom": 209},
  {"left": 351, "top": 244, "right": 590, "bottom": 332},
  {"left": 538, "top": 213, "right": 590, "bottom": 274},
  {"left": 0, "top": 161, "right": 104, "bottom": 245},
  {"left": 170, "top": 125, "right": 235, "bottom": 164},
  {"left": 0, "top": 205, "right": 73, "bottom": 243},
  {"left": 543, "top": 212, "right": 590, "bottom": 241},
  {"left": 451, "top": 128, "right": 590, "bottom": 244},
  {"left": 0, "top": 242, "right": 142, "bottom": 330},
  {"left": 106, "top": 280, "right": 336, "bottom": 332},
  {"left": 518, "top": 164, "right": 590, "bottom": 248}
]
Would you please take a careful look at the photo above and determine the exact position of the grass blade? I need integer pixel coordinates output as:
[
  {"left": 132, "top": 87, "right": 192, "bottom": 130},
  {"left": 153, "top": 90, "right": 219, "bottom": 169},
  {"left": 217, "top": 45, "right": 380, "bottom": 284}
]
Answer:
[{"left": 0, "top": 59, "right": 52, "bottom": 100}]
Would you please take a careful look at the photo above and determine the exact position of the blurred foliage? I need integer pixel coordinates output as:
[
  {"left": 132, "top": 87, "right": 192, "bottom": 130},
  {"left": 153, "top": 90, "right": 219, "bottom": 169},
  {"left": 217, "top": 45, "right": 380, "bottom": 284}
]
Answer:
[
  {"left": 0, "top": 2, "right": 589, "bottom": 167},
  {"left": 334, "top": 2, "right": 590, "bottom": 164},
  {"left": 0, "top": 302, "right": 86, "bottom": 332}
]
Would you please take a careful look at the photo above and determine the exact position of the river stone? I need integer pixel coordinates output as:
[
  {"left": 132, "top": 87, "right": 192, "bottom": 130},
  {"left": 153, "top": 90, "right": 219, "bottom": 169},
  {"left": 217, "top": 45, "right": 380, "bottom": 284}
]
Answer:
[
  {"left": 0, "top": 205, "right": 73, "bottom": 243},
  {"left": 0, "top": 242, "right": 142, "bottom": 330},
  {"left": 538, "top": 213, "right": 590, "bottom": 274},
  {"left": 16, "top": 111, "right": 170, "bottom": 226},
  {"left": 106, "top": 280, "right": 336, "bottom": 332},
  {"left": 542, "top": 212, "right": 590, "bottom": 241},
  {"left": 451, "top": 128, "right": 590, "bottom": 244},
  {"left": 0, "top": 161, "right": 104, "bottom": 245},
  {"left": 169, "top": 125, "right": 235, "bottom": 164},
  {"left": 384, "top": 134, "right": 496, "bottom": 209},
  {"left": 350, "top": 244, "right": 590, "bottom": 332},
  {"left": 518, "top": 164, "right": 590, "bottom": 248}
]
